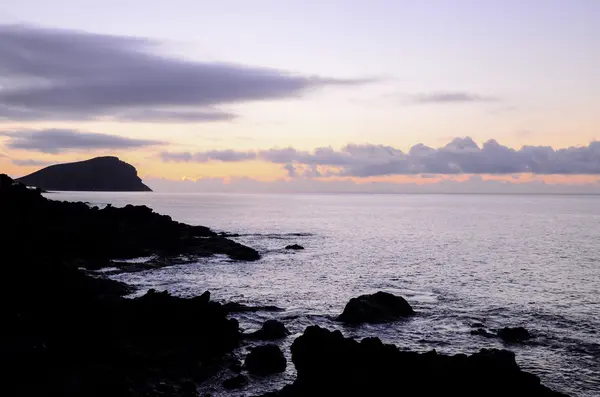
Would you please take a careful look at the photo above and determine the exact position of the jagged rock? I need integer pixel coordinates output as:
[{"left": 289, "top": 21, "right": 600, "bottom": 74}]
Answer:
[
  {"left": 0, "top": 174, "right": 259, "bottom": 267},
  {"left": 498, "top": 327, "right": 532, "bottom": 343},
  {"left": 266, "top": 325, "right": 567, "bottom": 397},
  {"left": 222, "top": 374, "right": 248, "bottom": 390},
  {"left": 285, "top": 244, "right": 304, "bottom": 250},
  {"left": 245, "top": 345, "right": 287, "bottom": 375},
  {"left": 246, "top": 320, "right": 290, "bottom": 341},
  {"left": 337, "top": 291, "right": 414, "bottom": 324},
  {"left": 0, "top": 175, "right": 250, "bottom": 397}
]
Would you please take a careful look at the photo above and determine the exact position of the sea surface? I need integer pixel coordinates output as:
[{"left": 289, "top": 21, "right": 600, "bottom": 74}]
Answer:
[{"left": 47, "top": 192, "right": 600, "bottom": 397}]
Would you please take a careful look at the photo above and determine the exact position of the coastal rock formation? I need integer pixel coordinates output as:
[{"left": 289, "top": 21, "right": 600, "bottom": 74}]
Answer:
[
  {"left": 245, "top": 345, "right": 287, "bottom": 375},
  {"left": 16, "top": 156, "right": 152, "bottom": 191},
  {"left": 285, "top": 244, "right": 305, "bottom": 250},
  {"left": 0, "top": 174, "right": 259, "bottom": 266},
  {"left": 1, "top": 275, "right": 240, "bottom": 397},
  {"left": 246, "top": 320, "right": 290, "bottom": 341},
  {"left": 260, "top": 325, "right": 566, "bottom": 397},
  {"left": 0, "top": 174, "right": 259, "bottom": 396},
  {"left": 499, "top": 326, "right": 532, "bottom": 343},
  {"left": 337, "top": 291, "right": 414, "bottom": 324}
]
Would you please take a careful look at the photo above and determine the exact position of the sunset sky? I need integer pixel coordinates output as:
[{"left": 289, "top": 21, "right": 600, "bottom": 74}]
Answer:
[{"left": 1, "top": 0, "right": 599, "bottom": 192}]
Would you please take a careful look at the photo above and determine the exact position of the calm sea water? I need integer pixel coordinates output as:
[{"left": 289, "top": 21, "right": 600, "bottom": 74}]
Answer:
[{"left": 47, "top": 192, "right": 600, "bottom": 397}]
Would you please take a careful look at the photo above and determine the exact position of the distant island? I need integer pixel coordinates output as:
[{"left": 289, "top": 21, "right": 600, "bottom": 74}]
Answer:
[{"left": 16, "top": 156, "right": 152, "bottom": 192}]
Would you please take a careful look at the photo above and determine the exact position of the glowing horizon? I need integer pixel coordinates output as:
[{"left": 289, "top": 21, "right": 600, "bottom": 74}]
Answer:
[{"left": 1, "top": 1, "right": 599, "bottom": 191}]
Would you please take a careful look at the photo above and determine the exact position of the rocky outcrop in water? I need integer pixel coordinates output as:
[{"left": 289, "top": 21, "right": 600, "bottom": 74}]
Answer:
[
  {"left": 246, "top": 320, "right": 290, "bottom": 341},
  {"left": 337, "top": 291, "right": 414, "bottom": 324},
  {"left": 245, "top": 345, "right": 287, "bottom": 375},
  {"left": 0, "top": 174, "right": 259, "bottom": 267},
  {"left": 16, "top": 156, "right": 152, "bottom": 191},
  {"left": 0, "top": 174, "right": 257, "bottom": 396},
  {"left": 285, "top": 244, "right": 304, "bottom": 250},
  {"left": 499, "top": 326, "right": 532, "bottom": 343},
  {"left": 258, "top": 325, "right": 567, "bottom": 397}
]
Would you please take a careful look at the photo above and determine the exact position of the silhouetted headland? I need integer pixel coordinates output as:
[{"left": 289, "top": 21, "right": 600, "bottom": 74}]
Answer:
[
  {"left": 0, "top": 174, "right": 568, "bottom": 396},
  {"left": 16, "top": 156, "right": 152, "bottom": 191}
]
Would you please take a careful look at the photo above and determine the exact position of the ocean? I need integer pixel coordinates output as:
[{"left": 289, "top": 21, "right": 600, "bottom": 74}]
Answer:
[{"left": 46, "top": 192, "right": 600, "bottom": 397}]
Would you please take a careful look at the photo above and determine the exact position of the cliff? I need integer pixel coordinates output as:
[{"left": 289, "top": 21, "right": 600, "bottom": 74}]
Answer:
[{"left": 16, "top": 156, "right": 152, "bottom": 191}]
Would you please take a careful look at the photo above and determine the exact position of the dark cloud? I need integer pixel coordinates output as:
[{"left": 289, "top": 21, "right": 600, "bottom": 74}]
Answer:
[
  {"left": 2, "top": 128, "right": 163, "bottom": 154},
  {"left": 11, "top": 159, "right": 55, "bottom": 167},
  {"left": 160, "top": 150, "right": 256, "bottom": 163},
  {"left": 0, "top": 25, "right": 367, "bottom": 123},
  {"left": 160, "top": 138, "right": 600, "bottom": 176},
  {"left": 412, "top": 92, "right": 498, "bottom": 104},
  {"left": 145, "top": 175, "right": 600, "bottom": 194}
]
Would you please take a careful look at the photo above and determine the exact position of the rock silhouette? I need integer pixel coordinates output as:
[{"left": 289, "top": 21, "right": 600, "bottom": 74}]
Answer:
[
  {"left": 0, "top": 174, "right": 259, "bottom": 266},
  {"left": 499, "top": 326, "right": 532, "bottom": 343},
  {"left": 245, "top": 345, "right": 287, "bottom": 375},
  {"left": 337, "top": 291, "right": 414, "bottom": 324},
  {"left": 257, "top": 325, "right": 566, "bottom": 396},
  {"left": 17, "top": 156, "right": 152, "bottom": 191},
  {"left": 0, "top": 174, "right": 257, "bottom": 396},
  {"left": 285, "top": 244, "right": 305, "bottom": 250},
  {"left": 246, "top": 320, "right": 290, "bottom": 341}
]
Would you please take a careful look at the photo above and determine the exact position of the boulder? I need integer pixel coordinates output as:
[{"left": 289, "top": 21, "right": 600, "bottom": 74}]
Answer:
[
  {"left": 285, "top": 244, "right": 304, "bottom": 250},
  {"left": 222, "top": 374, "right": 248, "bottom": 390},
  {"left": 246, "top": 320, "right": 290, "bottom": 340},
  {"left": 245, "top": 344, "right": 287, "bottom": 375},
  {"left": 498, "top": 327, "right": 531, "bottom": 343},
  {"left": 273, "top": 325, "right": 567, "bottom": 397},
  {"left": 337, "top": 291, "right": 414, "bottom": 324}
]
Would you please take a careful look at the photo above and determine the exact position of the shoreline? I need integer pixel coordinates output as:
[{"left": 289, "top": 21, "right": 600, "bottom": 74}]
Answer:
[{"left": 0, "top": 174, "right": 571, "bottom": 396}]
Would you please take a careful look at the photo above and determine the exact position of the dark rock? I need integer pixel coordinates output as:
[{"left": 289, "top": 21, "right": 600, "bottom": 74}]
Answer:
[
  {"left": 498, "top": 327, "right": 532, "bottom": 343},
  {"left": 16, "top": 156, "right": 153, "bottom": 192},
  {"left": 246, "top": 320, "right": 290, "bottom": 341},
  {"left": 471, "top": 322, "right": 485, "bottom": 328},
  {"left": 0, "top": 174, "right": 251, "bottom": 397},
  {"left": 245, "top": 345, "right": 287, "bottom": 375},
  {"left": 337, "top": 291, "right": 414, "bottom": 324},
  {"left": 470, "top": 328, "right": 494, "bottom": 338},
  {"left": 222, "top": 302, "right": 285, "bottom": 314},
  {"left": 0, "top": 174, "right": 259, "bottom": 267},
  {"left": 222, "top": 374, "right": 248, "bottom": 390},
  {"left": 264, "top": 325, "right": 567, "bottom": 397},
  {"left": 285, "top": 244, "right": 305, "bottom": 250}
]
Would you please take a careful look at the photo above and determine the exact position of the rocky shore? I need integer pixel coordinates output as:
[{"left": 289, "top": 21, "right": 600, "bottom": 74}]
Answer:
[{"left": 0, "top": 174, "right": 568, "bottom": 396}]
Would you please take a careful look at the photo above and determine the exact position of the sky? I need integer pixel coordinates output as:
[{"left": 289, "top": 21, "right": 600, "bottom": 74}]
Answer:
[{"left": 1, "top": 0, "right": 599, "bottom": 192}]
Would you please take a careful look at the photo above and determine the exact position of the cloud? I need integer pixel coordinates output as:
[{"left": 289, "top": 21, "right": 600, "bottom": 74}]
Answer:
[
  {"left": 11, "top": 159, "right": 55, "bottom": 167},
  {"left": 412, "top": 91, "right": 498, "bottom": 104},
  {"left": 145, "top": 175, "right": 600, "bottom": 194},
  {"left": 2, "top": 128, "right": 164, "bottom": 154},
  {"left": 160, "top": 138, "right": 600, "bottom": 176},
  {"left": 160, "top": 150, "right": 256, "bottom": 163},
  {"left": 0, "top": 25, "right": 367, "bottom": 123}
]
